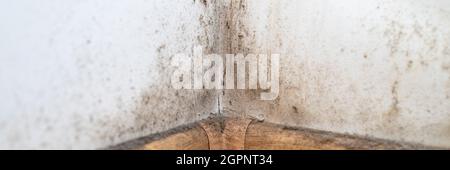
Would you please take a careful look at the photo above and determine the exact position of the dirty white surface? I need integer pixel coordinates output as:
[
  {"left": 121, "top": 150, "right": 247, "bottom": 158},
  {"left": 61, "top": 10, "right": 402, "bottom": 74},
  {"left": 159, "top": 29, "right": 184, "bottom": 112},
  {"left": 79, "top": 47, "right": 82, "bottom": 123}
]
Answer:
[
  {"left": 1, "top": 0, "right": 449, "bottom": 149},
  {"left": 227, "top": 0, "right": 450, "bottom": 148},
  {"left": 0, "top": 0, "right": 227, "bottom": 149}
]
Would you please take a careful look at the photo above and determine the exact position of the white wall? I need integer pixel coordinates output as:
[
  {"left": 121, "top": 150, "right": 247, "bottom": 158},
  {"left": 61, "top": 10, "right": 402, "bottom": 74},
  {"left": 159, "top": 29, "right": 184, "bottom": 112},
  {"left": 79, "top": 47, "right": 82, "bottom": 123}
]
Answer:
[
  {"left": 1, "top": 0, "right": 449, "bottom": 149},
  {"left": 0, "top": 0, "right": 228, "bottom": 149},
  {"left": 228, "top": 0, "right": 450, "bottom": 147}
]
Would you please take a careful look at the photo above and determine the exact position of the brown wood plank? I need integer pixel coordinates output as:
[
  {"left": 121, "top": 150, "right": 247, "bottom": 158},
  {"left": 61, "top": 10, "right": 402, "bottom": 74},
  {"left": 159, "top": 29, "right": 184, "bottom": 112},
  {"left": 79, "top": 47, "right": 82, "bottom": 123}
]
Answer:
[
  {"left": 139, "top": 126, "right": 209, "bottom": 150},
  {"left": 111, "top": 117, "right": 432, "bottom": 150},
  {"left": 199, "top": 117, "right": 252, "bottom": 150},
  {"left": 245, "top": 121, "right": 426, "bottom": 150}
]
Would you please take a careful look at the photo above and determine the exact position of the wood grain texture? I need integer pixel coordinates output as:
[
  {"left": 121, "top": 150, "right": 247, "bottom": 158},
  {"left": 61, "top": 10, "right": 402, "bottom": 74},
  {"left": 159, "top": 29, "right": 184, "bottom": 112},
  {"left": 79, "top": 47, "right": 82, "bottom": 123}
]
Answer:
[
  {"left": 245, "top": 121, "right": 426, "bottom": 150},
  {"left": 108, "top": 123, "right": 209, "bottom": 150},
  {"left": 111, "top": 117, "right": 432, "bottom": 150},
  {"left": 139, "top": 126, "right": 209, "bottom": 150},
  {"left": 200, "top": 117, "right": 252, "bottom": 150}
]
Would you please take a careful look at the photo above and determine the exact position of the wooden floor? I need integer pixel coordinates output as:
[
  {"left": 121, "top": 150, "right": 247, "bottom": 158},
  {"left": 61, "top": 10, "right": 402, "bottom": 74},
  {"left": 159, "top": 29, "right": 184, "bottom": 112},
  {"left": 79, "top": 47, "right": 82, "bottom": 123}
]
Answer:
[{"left": 110, "top": 116, "right": 430, "bottom": 150}]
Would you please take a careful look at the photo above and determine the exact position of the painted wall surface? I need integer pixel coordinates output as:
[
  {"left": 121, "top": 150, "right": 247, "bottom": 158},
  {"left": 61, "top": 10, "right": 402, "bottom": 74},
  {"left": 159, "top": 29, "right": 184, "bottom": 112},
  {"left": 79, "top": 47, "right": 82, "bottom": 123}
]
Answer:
[
  {"left": 0, "top": 0, "right": 229, "bottom": 149},
  {"left": 1, "top": 0, "right": 449, "bottom": 149},
  {"left": 225, "top": 0, "right": 450, "bottom": 147}
]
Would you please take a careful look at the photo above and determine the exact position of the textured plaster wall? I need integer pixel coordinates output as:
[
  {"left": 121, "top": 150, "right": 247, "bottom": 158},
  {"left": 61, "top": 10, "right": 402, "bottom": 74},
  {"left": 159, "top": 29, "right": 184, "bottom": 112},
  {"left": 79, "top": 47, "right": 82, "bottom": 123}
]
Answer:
[
  {"left": 224, "top": 0, "right": 450, "bottom": 148},
  {"left": 0, "top": 0, "right": 229, "bottom": 149}
]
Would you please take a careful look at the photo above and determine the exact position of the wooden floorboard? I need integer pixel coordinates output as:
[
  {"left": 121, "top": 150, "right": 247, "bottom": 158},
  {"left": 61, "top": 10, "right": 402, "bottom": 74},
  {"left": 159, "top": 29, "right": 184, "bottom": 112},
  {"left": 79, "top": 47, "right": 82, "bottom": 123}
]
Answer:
[{"left": 110, "top": 116, "right": 433, "bottom": 150}]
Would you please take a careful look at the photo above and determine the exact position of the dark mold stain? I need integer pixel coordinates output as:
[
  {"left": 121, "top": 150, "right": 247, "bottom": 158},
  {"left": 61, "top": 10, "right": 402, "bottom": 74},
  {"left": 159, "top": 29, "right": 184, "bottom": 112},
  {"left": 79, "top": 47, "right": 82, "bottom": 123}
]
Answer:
[
  {"left": 201, "top": 0, "right": 207, "bottom": 6},
  {"left": 420, "top": 60, "right": 428, "bottom": 67},
  {"left": 384, "top": 20, "right": 405, "bottom": 56},
  {"left": 292, "top": 106, "right": 299, "bottom": 114},
  {"left": 156, "top": 44, "right": 166, "bottom": 53},
  {"left": 407, "top": 60, "right": 413, "bottom": 70},
  {"left": 384, "top": 79, "right": 400, "bottom": 126}
]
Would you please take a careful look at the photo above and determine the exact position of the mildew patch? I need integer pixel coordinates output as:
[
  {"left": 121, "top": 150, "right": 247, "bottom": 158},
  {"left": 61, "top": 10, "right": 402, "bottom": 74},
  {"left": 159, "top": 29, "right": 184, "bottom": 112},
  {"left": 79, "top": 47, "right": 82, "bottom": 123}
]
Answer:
[
  {"left": 223, "top": 0, "right": 450, "bottom": 148},
  {"left": 94, "top": 0, "right": 235, "bottom": 148},
  {"left": 2, "top": 0, "right": 449, "bottom": 149},
  {"left": 386, "top": 79, "right": 400, "bottom": 118}
]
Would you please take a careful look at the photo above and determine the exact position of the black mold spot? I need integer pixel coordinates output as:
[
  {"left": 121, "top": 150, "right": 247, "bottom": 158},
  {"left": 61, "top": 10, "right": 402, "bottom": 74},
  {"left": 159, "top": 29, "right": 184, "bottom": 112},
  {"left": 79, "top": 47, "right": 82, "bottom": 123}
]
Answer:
[
  {"left": 157, "top": 44, "right": 166, "bottom": 53},
  {"left": 292, "top": 106, "right": 299, "bottom": 113},
  {"left": 420, "top": 60, "right": 428, "bottom": 67},
  {"left": 387, "top": 80, "right": 400, "bottom": 118},
  {"left": 407, "top": 60, "right": 413, "bottom": 69},
  {"left": 282, "top": 126, "right": 298, "bottom": 131},
  {"left": 142, "top": 96, "right": 150, "bottom": 105},
  {"left": 201, "top": 0, "right": 207, "bottom": 6}
]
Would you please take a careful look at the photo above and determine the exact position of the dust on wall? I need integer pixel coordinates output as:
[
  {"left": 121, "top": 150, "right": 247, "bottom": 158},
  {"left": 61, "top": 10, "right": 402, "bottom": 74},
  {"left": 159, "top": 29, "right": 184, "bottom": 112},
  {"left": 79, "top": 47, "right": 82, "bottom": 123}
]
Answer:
[
  {"left": 1, "top": 0, "right": 449, "bottom": 149},
  {"left": 0, "top": 0, "right": 229, "bottom": 149},
  {"left": 223, "top": 0, "right": 450, "bottom": 148}
]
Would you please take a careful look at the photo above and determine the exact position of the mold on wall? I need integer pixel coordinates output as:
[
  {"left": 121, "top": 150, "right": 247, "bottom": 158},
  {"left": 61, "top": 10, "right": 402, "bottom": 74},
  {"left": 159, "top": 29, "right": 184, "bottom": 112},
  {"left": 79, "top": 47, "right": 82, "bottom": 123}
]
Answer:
[
  {"left": 1, "top": 0, "right": 449, "bottom": 149},
  {"left": 226, "top": 0, "right": 450, "bottom": 148},
  {"left": 221, "top": 0, "right": 274, "bottom": 119},
  {"left": 0, "top": 0, "right": 229, "bottom": 149}
]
